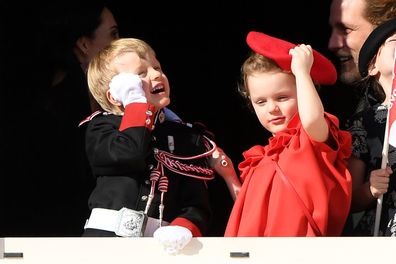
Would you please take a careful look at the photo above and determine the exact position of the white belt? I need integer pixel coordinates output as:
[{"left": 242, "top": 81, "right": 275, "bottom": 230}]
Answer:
[{"left": 84, "top": 207, "right": 168, "bottom": 237}]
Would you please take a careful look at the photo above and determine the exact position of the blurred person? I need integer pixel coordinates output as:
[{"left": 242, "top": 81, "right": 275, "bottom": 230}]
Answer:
[
  {"left": 3, "top": 0, "right": 119, "bottom": 236},
  {"left": 328, "top": 0, "right": 396, "bottom": 85},
  {"left": 328, "top": 0, "right": 396, "bottom": 235},
  {"left": 344, "top": 18, "right": 396, "bottom": 236},
  {"left": 322, "top": 0, "right": 396, "bottom": 127}
]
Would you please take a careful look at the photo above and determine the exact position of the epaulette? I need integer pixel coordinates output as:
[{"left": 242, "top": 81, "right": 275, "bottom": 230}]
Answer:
[{"left": 78, "top": 111, "right": 103, "bottom": 127}]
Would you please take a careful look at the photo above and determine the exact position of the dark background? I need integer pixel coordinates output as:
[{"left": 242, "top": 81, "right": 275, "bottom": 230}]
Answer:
[
  {"left": 3, "top": 0, "right": 340, "bottom": 168},
  {"left": 2, "top": 0, "right": 356, "bottom": 236},
  {"left": 111, "top": 0, "right": 339, "bottom": 161}
]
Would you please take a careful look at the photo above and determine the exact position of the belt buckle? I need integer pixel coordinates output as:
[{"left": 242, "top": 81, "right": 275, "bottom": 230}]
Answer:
[{"left": 115, "top": 207, "right": 148, "bottom": 237}]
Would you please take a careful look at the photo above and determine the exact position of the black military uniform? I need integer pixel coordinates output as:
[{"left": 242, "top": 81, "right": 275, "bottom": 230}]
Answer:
[{"left": 80, "top": 103, "right": 213, "bottom": 237}]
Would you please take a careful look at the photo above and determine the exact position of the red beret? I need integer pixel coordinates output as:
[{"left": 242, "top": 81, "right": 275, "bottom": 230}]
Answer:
[{"left": 246, "top": 31, "right": 337, "bottom": 85}]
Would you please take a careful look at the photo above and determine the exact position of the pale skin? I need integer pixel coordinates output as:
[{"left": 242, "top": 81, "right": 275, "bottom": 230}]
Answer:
[
  {"left": 107, "top": 51, "right": 171, "bottom": 112},
  {"left": 328, "top": 0, "right": 375, "bottom": 84},
  {"left": 106, "top": 51, "right": 241, "bottom": 200},
  {"left": 248, "top": 44, "right": 328, "bottom": 142},
  {"left": 348, "top": 33, "right": 396, "bottom": 211}
]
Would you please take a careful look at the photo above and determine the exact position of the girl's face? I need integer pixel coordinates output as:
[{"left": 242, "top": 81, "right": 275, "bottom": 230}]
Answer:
[
  {"left": 113, "top": 51, "right": 171, "bottom": 110},
  {"left": 248, "top": 71, "right": 298, "bottom": 135},
  {"left": 370, "top": 33, "right": 396, "bottom": 87}
]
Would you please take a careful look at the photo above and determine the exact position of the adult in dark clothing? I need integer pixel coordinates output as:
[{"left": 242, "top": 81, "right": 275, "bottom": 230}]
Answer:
[
  {"left": 327, "top": 0, "right": 396, "bottom": 236},
  {"left": 344, "top": 18, "right": 396, "bottom": 236},
  {"left": 1, "top": 0, "right": 119, "bottom": 236}
]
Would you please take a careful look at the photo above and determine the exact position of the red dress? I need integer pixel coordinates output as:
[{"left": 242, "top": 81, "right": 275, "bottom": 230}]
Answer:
[{"left": 225, "top": 113, "right": 352, "bottom": 237}]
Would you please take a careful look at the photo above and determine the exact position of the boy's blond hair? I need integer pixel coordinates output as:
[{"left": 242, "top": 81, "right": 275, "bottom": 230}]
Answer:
[{"left": 87, "top": 38, "right": 156, "bottom": 114}]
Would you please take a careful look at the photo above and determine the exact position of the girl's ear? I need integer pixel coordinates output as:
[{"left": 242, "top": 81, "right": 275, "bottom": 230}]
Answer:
[
  {"left": 106, "top": 90, "right": 122, "bottom": 106},
  {"left": 368, "top": 63, "right": 379, "bottom": 77}
]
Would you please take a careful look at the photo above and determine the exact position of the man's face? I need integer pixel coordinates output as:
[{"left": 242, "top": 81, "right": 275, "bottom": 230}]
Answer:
[{"left": 328, "top": 0, "right": 375, "bottom": 84}]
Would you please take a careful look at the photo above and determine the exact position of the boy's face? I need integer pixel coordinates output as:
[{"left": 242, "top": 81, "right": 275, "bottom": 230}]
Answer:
[
  {"left": 113, "top": 51, "right": 171, "bottom": 110},
  {"left": 248, "top": 71, "right": 298, "bottom": 135}
]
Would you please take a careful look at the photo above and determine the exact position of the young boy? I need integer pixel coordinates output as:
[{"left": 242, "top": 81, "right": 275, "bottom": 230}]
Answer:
[{"left": 80, "top": 38, "right": 225, "bottom": 240}]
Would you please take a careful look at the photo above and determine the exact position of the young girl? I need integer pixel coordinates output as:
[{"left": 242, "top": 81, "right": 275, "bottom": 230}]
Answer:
[{"left": 224, "top": 31, "right": 352, "bottom": 237}]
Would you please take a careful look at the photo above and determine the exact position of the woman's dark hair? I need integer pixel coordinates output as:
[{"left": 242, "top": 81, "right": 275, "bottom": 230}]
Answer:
[{"left": 38, "top": 0, "right": 108, "bottom": 69}]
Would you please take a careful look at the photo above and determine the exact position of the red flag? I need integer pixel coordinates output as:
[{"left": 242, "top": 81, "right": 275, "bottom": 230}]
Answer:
[{"left": 388, "top": 47, "right": 396, "bottom": 147}]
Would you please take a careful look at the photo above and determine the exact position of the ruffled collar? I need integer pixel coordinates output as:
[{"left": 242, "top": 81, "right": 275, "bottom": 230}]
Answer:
[{"left": 239, "top": 114, "right": 301, "bottom": 172}]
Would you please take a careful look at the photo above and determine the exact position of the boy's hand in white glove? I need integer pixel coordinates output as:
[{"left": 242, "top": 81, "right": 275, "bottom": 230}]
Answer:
[
  {"left": 109, "top": 72, "right": 146, "bottom": 106},
  {"left": 153, "top": 225, "right": 193, "bottom": 255}
]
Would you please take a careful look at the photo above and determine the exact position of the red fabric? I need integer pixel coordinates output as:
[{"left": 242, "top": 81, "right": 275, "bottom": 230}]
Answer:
[
  {"left": 170, "top": 217, "right": 202, "bottom": 237},
  {"left": 119, "top": 103, "right": 156, "bottom": 131},
  {"left": 224, "top": 113, "right": 352, "bottom": 237},
  {"left": 246, "top": 31, "right": 337, "bottom": 85}
]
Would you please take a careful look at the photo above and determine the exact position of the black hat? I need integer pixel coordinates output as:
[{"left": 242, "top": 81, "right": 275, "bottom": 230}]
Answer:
[{"left": 359, "top": 18, "right": 396, "bottom": 77}]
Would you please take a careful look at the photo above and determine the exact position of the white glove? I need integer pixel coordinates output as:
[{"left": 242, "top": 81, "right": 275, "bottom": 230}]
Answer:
[
  {"left": 109, "top": 72, "right": 146, "bottom": 106},
  {"left": 153, "top": 225, "right": 193, "bottom": 255}
]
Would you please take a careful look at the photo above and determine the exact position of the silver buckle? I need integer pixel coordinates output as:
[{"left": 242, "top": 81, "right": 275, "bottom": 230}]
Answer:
[{"left": 115, "top": 208, "right": 148, "bottom": 237}]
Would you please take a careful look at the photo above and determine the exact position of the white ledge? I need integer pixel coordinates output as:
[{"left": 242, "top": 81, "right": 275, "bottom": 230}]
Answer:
[{"left": 1, "top": 237, "right": 394, "bottom": 263}]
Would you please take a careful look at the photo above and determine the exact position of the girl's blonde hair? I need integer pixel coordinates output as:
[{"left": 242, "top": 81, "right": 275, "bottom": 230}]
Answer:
[{"left": 87, "top": 38, "right": 155, "bottom": 114}]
